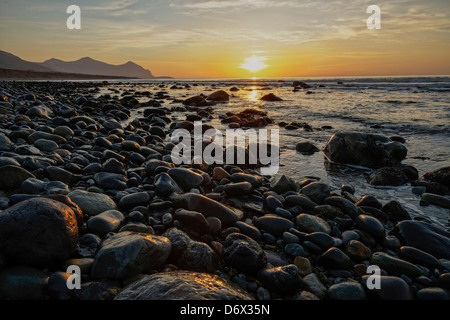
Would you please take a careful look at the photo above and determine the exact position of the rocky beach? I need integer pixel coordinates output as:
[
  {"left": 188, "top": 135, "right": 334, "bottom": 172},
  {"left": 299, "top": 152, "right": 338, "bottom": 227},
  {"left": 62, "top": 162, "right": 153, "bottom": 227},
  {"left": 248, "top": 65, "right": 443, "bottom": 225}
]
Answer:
[{"left": 0, "top": 79, "right": 449, "bottom": 301}]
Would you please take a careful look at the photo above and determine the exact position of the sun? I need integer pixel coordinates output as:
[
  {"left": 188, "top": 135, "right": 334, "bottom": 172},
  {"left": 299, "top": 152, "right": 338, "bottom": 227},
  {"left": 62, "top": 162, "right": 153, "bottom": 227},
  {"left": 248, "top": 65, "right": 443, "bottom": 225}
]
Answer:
[{"left": 240, "top": 55, "right": 268, "bottom": 73}]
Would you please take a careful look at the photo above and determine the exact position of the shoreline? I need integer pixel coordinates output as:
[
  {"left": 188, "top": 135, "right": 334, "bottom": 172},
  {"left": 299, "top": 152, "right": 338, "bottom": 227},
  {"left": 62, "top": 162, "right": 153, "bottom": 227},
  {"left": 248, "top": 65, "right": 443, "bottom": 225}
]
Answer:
[{"left": 0, "top": 80, "right": 449, "bottom": 301}]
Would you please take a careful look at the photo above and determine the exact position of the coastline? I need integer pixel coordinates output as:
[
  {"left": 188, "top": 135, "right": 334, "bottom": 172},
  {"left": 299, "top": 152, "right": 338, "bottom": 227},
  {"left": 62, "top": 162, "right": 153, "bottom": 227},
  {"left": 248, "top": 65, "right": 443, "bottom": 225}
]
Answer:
[{"left": 0, "top": 79, "right": 449, "bottom": 301}]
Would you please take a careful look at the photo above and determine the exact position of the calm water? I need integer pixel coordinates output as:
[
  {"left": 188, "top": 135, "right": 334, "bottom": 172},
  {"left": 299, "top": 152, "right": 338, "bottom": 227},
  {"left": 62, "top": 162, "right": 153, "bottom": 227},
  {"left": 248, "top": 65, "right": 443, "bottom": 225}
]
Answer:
[{"left": 104, "top": 76, "right": 450, "bottom": 227}]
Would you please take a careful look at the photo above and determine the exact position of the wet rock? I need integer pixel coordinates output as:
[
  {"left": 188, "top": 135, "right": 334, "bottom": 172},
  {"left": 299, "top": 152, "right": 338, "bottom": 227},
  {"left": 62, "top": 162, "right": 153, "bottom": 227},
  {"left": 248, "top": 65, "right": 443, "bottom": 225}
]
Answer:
[
  {"left": 295, "top": 141, "right": 320, "bottom": 153},
  {"left": 361, "top": 275, "right": 413, "bottom": 300},
  {"left": 317, "top": 247, "right": 353, "bottom": 269},
  {"left": 327, "top": 281, "right": 366, "bottom": 300},
  {"left": 323, "top": 131, "right": 407, "bottom": 169},
  {"left": 222, "top": 233, "right": 267, "bottom": 274},
  {"left": 270, "top": 174, "right": 297, "bottom": 194},
  {"left": 257, "top": 264, "right": 303, "bottom": 295},
  {"left": 207, "top": 90, "right": 230, "bottom": 102},
  {"left": 423, "top": 166, "right": 450, "bottom": 189},
  {"left": 370, "top": 252, "right": 424, "bottom": 278},
  {"left": 0, "top": 197, "right": 79, "bottom": 267},
  {"left": 296, "top": 214, "right": 331, "bottom": 234},
  {"left": 169, "top": 192, "right": 243, "bottom": 226},
  {"left": 87, "top": 210, "right": 125, "bottom": 236},
  {"left": 0, "top": 266, "right": 48, "bottom": 300},
  {"left": 355, "top": 195, "right": 382, "bottom": 209},
  {"left": 300, "top": 182, "right": 330, "bottom": 204},
  {"left": 173, "top": 209, "right": 210, "bottom": 234},
  {"left": 0, "top": 165, "right": 36, "bottom": 190},
  {"left": 224, "top": 182, "right": 253, "bottom": 197},
  {"left": 233, "top": 221, "right": 262, "bottom": 241},
  {"left": 94, "top": 172, "right": 128, "bottom": 191},
  {"left": 367, "top": 167, "right": 410, "bottom": 186},
  {"left": 416, "top": 287, "right": 449, "bottom": 300},
  {"left": 303, "top": 273, "right": 327, "bottom": 299},
  {"left": 381, "top": 200, "right": 411, "bottom": 222},
  {"left": 68, "top": 190, "right": 117, "bottom": 216},
  {"left": 114, "top": 271, "right": 253, "bottom": 300},
  {"left": 260, "top": 93, "right": 283, "bottom": 101},
  {"left": 119, "top": 192, "right": 150, "bottom": 210},
  {"left": 393, "top": 220, "right": 450, "bottom": 260},
  {"left": 345, "top": 240, "right": 371, "bottom": 261},
  {"left": 163, "top": 228, "right": 219, "bottom": 272},
  {"left": 355, "top": 214, "right": 385, "bottom": 240},
  {"left": 167, "top": 168, "right": 203, "bottom": 191},
  {"left": 76, "top": 234, "right": 102, "bottom": 258},
  {"left": 398, "top": 246, "right": 441, "bottom": 268},
  {"left": 421, "top": 193, "right": 450, "bottom": 209},
  {"left": 254, "top": 215, "right": 294, "bottom": 237},
  {"left": 155, "top": 172, "right": 182, "bottom": 197},
  {"left": 212, "top": 167, "right": 231, "bottom": 180},
  {"left": 91, "top": 231, "right": 171, "bottom": 280}
]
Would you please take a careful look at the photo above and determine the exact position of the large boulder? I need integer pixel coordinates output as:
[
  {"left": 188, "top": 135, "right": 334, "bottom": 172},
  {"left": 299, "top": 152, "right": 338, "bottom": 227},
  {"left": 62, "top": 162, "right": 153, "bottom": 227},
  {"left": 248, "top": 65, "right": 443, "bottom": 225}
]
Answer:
[
  {"left": 91, "top": 231, "right": 171, "bottom": 280},
  {"left": 0, "top": 197, "right": 79, "bottom": 267},
  {"left": 114, "top": 271, "right": 253, "bottom": 300},
  {"left": 323, "top": 132, "right": 407, "bottom": 169}
]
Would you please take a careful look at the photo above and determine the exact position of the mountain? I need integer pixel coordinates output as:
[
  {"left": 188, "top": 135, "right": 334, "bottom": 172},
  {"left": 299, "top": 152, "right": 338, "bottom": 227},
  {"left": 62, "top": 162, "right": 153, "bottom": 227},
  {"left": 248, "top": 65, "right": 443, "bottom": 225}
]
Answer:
[
  {"left": 39, "top": 57, "right": 154, "bottom": 79},
  {"left": 0, "top": 50, "right": 53, "bottom": 73},
  {"left": 0, "top": 50, "right": 166, "bottom": 79}
]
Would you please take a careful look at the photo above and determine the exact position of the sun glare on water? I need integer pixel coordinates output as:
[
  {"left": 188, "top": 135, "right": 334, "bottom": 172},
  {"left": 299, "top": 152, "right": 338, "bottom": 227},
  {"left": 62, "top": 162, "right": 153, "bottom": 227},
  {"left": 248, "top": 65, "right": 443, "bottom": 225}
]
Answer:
[{"left": 241, "top": 55, "right": 268, "bottom": 73}]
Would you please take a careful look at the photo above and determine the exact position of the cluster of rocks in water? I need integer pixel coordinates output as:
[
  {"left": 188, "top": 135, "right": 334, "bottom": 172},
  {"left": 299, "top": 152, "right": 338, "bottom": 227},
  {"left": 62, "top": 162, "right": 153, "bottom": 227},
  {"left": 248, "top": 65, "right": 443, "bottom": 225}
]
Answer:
[{"left": 0, "top": 81, "right": 449, "bottom": 301}]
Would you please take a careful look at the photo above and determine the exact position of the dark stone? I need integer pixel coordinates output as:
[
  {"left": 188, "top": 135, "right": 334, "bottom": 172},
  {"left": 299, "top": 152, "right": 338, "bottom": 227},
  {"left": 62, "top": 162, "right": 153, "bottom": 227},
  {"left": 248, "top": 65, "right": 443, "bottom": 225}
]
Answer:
[
  {"left": 257, "top": 264, "right": 303, "bottom": 295},
  {"left": 393, "top": 220, "right": 450, "bottom": 260},
  {"left": 381, "top": 200, "right": 411, "bottom": 222},
  {"left": 317, "top": 248, "right": 353, "bottom": 269},
  {"left": 0, "top": 197, "right": 79, "bottom": 267},
  {"left": 222, "top": 233, "right": 267, "bottom": 274},
  {"left": 254, "top": 215, "right": 294, "bottom": 237}
]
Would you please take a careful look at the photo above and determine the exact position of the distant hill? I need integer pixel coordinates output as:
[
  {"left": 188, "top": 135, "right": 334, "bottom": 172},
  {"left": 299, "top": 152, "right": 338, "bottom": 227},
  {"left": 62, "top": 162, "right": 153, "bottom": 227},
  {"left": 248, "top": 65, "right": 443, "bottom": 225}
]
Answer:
[
  {"left": 0, "top": 50, "right": 170, "bottom": 79},
  {"left": 0, "top": 68, "right": 136, "bottom": 80}
]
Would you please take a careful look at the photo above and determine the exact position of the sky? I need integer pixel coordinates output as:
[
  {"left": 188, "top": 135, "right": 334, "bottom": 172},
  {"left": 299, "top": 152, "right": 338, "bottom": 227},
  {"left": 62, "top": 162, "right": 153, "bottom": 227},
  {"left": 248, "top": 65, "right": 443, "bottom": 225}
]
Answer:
[{"left": 1, "top": 0, "right": 449, "bottom": 78}]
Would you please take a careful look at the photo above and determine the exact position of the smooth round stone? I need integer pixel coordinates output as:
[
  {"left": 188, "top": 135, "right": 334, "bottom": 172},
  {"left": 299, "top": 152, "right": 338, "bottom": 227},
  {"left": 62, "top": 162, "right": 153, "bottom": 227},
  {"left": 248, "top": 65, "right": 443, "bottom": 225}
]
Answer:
[
  {"left": 398, "top": 246, "right": 441, "bottom": 268},
  {"left": 167, "top": 168, "right": 203, "bottom": 191},
  {"left": 233, "top": 221, "right": 262, "bottom": 241},
  {"left": 0, "top": 197, "right": 79, "bottom": 267},
  {"left": 174, "top": 208, "right": 210, "bottom": 234},
  {"left": 212, "top": 167, "right": 231, "bottom": 180},
  {"left": 295, "top": 214, "right": 331, "bottom": 234},
  {"left": 68, "top": 190, "right": 117, "bottom": 216},
  {"left": 94, "top": 172, "right": 128, "bottom": 190},
  {"left": 305, "top": 232, "right": 335, "bottom": 250},
  {"left": 48, "top": 272, "right": 73, "bottom": 299},
  {"left": 257, "top": 264, "right": 303, "bottom": 295},
  {"left": 54, "top": 126, "right": 74, "bottom": 137},
  {"left": 341, "top": 230, "right": 360, "bottom": 246},
  {"left": 46, "top": 166, "right": 75, "bottom": 184},
  {"left": 327, "top": 281, "right": 366, "bottom": 300},
  {"left": 381, "top": 200, "right": 411, "bottom": 223},
  {"left": 154, "top": 172, "right": 182, "bottom": 197},
  {"left": 370, "top": 252, "right": 424, "bottom": 278},
  {"left": 393, "top": 220, "right": 450, "bottom": 260},
  {"left": 102, "top": 158, "right": 125, "bottom": 174},
  {"left": 294, "top": 256, "right": 312, "bottom": 276},
  {"left": 302, "top": 273, "right": 327, "bottom": 299},
  {"left": 283, "top": 231, "right": 300, "bottom": 244},
  {"left": 355, "top": 214, "right": 385, "bottom": 240},
  {"left": 355, "top": 195, "right": 382, "bottom": 209},
  {"left": 45, "top": 181, "right": 70, "bottom": 195},
  {"left": 121, "top": 140, "right": 140, "bottom": 151},
  {"left": 21, "top": 178, "right": 46, "bottom": 194},
  {"left": 361, "top": 275, "right": 413, "bottom": 300},
  {"left": 223, "top": 182, "right": 253, "bottom": 197},
  {"left": 87, "top": 210, "right": 125, "bottom": 236},
  {"left": 285, "top": 195, "right": 317, "bottom": 211},
  {"left": 119, "top": 192, "right": 150, "bottom": 210},
  {"left": 34, "top": 138, "right": 58, "bottom": 152},
  {"left": 284, "top": 243, "right": 310, "bottom": 258},
  {"left": 318, "top": 248, "right": 353, "bottom": 269},
  {"left": 324, "top": 196, "right": 359, "bottom": 218},
  {"left": 264, "top": 195, "right": 283, "bottom": 211},
  {"left": 421, "top": 193, "right": 450, "bottom": 209},
  {"left": 0, "top": 165, "right": 36, "bottom": 190},
  {"left": 254, "top": 215, "right": 294, "bottom": 237},
  {"left": 275, "top": 207, "right": 293, "bottom": 219},
  {"left": 270, "top": 174, "right": 297, "bottom": 194},
  {"left": 345, "top": 240, "right": 371, "bottom": 261},
  {"left": 300, "top": 182, "right": 331, "bottom": 204}
]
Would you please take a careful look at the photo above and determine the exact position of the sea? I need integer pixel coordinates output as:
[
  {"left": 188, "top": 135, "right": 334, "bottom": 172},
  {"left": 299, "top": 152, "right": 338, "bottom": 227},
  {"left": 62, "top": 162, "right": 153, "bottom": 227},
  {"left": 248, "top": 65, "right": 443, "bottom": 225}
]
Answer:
[{"left": 96, "top": 76, "right": 450, "bottom": 228}]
